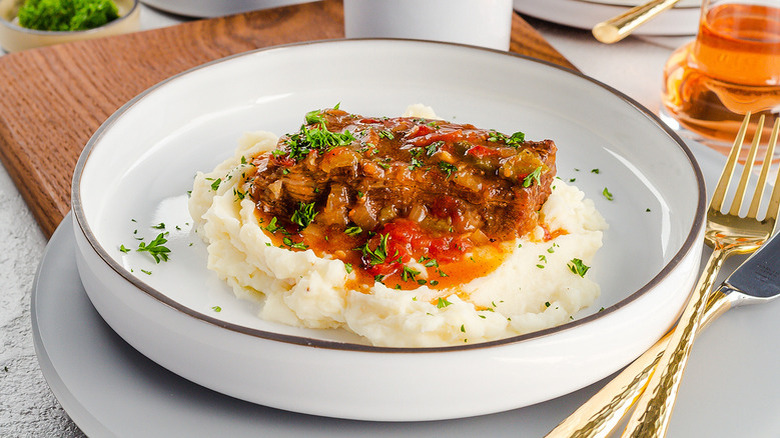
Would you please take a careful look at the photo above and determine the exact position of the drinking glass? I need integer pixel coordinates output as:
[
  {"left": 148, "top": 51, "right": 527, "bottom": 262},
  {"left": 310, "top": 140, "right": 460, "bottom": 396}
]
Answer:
[{"left": 660, "top": 0, "right": 780, "bottom": 157}]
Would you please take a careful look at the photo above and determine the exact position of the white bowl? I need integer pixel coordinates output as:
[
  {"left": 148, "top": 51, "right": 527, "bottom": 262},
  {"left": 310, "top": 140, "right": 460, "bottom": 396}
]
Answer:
[
  {"left": 71, "top": 39, "right": 705, "bottom": 421},
  {"left": 0, "top": 0, "right": 140, "bottom": 53}
]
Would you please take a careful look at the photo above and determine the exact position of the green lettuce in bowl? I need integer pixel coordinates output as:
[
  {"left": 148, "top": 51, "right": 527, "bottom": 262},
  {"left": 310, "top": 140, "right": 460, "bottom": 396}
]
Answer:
[
  {"left": 0, "top": 0, "right": 139, "bottom": 52},
  {"left": 17, "top": 0, "right": 119, "bottom": 31}
]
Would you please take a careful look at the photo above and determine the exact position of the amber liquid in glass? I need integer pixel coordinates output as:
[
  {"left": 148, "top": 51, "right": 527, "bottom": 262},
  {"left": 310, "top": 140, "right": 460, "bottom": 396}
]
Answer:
[{"left": 662, "top": 4, "right": 780, "bottom": 153}]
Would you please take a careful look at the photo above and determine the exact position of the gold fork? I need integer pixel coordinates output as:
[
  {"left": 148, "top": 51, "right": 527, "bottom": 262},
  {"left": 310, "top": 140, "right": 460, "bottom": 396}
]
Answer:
[{"left": 545, "top": 113, "right": 780, "bottom": 438}]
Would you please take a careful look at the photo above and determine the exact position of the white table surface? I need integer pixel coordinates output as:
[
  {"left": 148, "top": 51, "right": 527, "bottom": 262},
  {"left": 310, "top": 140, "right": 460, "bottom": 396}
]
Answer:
[{"left": 0, "top": 5, "right": 707, "bottom": 436}]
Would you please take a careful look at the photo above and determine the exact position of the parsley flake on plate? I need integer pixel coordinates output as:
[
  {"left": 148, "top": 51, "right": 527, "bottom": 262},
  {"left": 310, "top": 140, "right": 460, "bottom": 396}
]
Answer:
[{"left": 136, "top": 233, "right": 171, "bottom": 263}]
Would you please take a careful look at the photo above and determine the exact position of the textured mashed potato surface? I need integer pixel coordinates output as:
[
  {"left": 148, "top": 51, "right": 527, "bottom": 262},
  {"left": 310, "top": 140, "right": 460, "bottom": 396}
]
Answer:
[{"left": 189, "top": 107, "right": 608, "bottom": 348}]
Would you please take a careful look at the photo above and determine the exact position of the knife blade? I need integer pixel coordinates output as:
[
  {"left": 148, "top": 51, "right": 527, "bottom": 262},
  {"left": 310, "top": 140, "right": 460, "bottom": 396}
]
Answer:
[{"left": 719, "top": 229, "right": 780, "bottom": 303}]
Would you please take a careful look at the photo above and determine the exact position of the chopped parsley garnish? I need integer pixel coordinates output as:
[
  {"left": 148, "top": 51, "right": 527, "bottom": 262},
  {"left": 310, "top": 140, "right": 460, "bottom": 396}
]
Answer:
[
  {"left": 136, "top": 233, "right": 171, "bottom": 263},
  {"left": 276, "top": 119, "right": 356, "bottom": 162},
  {"left": 421, "top": 257, "right": 439, "bottom": 268},
  {"left": 344, "top": 263, "right": 353, "bottom": 274},
  {"left": 264, "top": 217, "right": 282, "bottom": 233},
  {"left": 378, "top": 130, "right": 395, "bottom": 140},
  {"left": 305, "top": 109, "right": 326, "bottom": 125},
  {"left": 408, "top": 157, "right": 424, "bottom": 170},
  {"left": 425, "top": 140, "right": 444, "bottom": 156},
  {"left": 508, "top": 131, "right": 526, "bottom": 145},
  {"left": 401, "top": 266, "right": 421, "bottom": 282},
  {"left": 522, "top": 166, "right": 543, "bottom": 188},
  {"left": 290, "top": 201, "right": 318, "bottom": 229},
  {"left": 208, "top": 178, "right": 221, "bottom": 191},
  {"left": 487, "top": 130, "right": 525, "bottom": 147},
  {"left": 438, "top": 161, "right": 457, "bottom": 178},
  {"left": 119, "top": 244, "right": 130, "bottom": 253},
  {"left": 283, "top": 236, "right": 308, "bottom": 250},
  {"left": 140, "top": 269, "right": 152, "bottom": 275},
  {"left": 344, "top": 226, "right": 363, "bottom": 236},
  {"left": 212, "top": 306, "right": 222, "bottom": 312},
  {"left": 602, "top": 187, "right": 614, "bottom": 201},
  {"left": 545, "top": 301, "right": 551, "bottom": 307},
  {"left": 568, "top": 258, "right": 591, "bottom": 277},
  {"left": 436, "top": 297, "right": 452, "bottom": 308},
  {"left": 151, "top": 222, "right": 165, "bottom": 230},
  {"left": 360, "top": 233, "right": 390, "bottom": 265},
  {"left": 591, "top": 168, "right": 600, "bottom": 174}
]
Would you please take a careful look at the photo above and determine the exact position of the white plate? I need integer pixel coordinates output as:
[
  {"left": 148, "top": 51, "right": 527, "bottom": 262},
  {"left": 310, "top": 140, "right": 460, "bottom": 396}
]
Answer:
[
  {"left": 579, "top": 0, "right": 700, "bottom": 7},
  {"left": 71, "top": 39, "right": 705, "bottom": 421},
  {"left": 514, "top": 0, "right": 701, "bottom": 36},
  {"left": 34, "top": 140, "right": 779, "bottom": 436},
  {"left": 140, "top": 0, "right": 319, "bottom": 18}
]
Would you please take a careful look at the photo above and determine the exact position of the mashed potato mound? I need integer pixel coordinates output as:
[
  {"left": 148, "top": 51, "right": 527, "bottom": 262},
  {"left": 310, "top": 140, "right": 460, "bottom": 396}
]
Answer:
[{"left": 189, "top": 107, "right": 608, "bottom": 347}]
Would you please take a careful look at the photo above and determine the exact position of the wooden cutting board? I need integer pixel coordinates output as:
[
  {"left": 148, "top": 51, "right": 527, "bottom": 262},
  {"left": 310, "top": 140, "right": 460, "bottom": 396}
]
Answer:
[{"left": 0, "top": 0, "right": 575, "bottom": 238}]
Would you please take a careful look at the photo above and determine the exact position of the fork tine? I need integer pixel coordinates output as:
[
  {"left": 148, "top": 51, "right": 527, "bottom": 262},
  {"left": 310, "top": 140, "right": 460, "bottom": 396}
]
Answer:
[
  {"left": 730, "top": 115, "right": 764, "bottom": 216},
  {"left": 711, "top": 113, "right": 751, "bottom": 212},
  {"left": 763, "top": 118, "right": 780, "bottom": 226},
  {"left": 748, "top": 117, "right": 779, "bottom": 219}
]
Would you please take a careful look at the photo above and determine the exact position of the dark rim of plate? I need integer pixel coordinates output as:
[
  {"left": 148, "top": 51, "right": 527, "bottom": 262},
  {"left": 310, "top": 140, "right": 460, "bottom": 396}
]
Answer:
[{"left": 71, "top": 38, "right": 707, "bottom": 353}]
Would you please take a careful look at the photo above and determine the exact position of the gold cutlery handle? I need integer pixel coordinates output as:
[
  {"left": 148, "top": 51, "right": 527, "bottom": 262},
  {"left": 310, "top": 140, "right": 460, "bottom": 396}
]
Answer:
[
  {"left": 621, "top": 247, "right": 727, "bottom": 437},
  {"left": 544, "top": 289, "right": 733, "bottom": 438},
  {"left": 592, "top": 0, "right": 682, "bottom": 44}
]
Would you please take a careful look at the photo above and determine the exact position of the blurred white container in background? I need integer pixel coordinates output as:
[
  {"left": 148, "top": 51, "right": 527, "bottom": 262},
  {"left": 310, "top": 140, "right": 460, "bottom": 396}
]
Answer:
[{"left": 344, "top": 0, "right": 513, "bottom": 51}]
